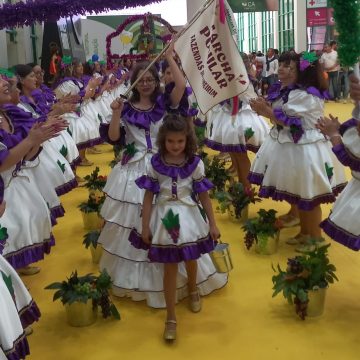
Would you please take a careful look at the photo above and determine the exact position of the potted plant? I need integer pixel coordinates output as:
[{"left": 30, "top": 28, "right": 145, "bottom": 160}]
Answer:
[
  {"left": 78, "top": 194, "right": 105, "bottom": 230},
  {"left": 202, "top": 153, "right": 231, "bottom": 197},
  {"left": 83, "top": 230, "right": 102, "bottom": 264},
  {"left": 45, "top": 270, "right": 120, "bottom": 327},
  {"left": 83, "top": 167, "right": 107, "bottom": 197},
  {"left": 271, "top": 243, "right": 338, "bottom": 319},
  {"left": 243, "top": 209, "right": 283, "bottom": 254},
  {"left": 215, "top": 183, "right": 261, "bottom": 222}
]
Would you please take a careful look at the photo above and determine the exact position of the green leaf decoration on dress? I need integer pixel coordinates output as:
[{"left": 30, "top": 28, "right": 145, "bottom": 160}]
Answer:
[
  {"left": 325, "top": 162, "right": 334, "bottom": 181},
  {"left": 0, "top": 226, "right": 8, "bottom": 241},
  {"left": 57, "top": 160, "right": 66, "bottom": 173},
  {"left": 121, "top": 142, "right": 138, "bottom": 165},
  {"left": 192, "top": 102, "right": 198, "bottom": 109},
  {"left": 244, "top": 127, "right": 255, "bottom": 141},
  {"left": 97, "top": 113, "right": 103, "bottom": 123},
  {"left": 1, "top": 271, "right": 15, "bottom": 301},
  {"left": 161, "top": 209, "right": 180, "bottom": 243},
  {"left": 60, "top": 145, "right": 68, "bottom": 158},
  {"left": 209, "top": 122, "right": 214, "bottom": 137},
  {"left": 67, "top": 127, "right": 73, "bottom": 137}
]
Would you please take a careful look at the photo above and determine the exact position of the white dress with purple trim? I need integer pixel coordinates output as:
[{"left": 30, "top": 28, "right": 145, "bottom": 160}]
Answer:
[
  {"left": 129, "top": 154, "right": 216, "bottom": 262},
  {"left": 205, "top": 90, "right": 270, "bottom": 153},
  {"left": 0, "top": 143, "right": 54, "bottom": 270},
  {"left": 98, "top": 96, "right": 227, "bottom": 308},
  {"left": 320, "top": 119, "right": 360, "bottom": 250},
  {"left": 18, "top": 97, "right": 80, "bottom": 169},
  {"left": 0, "top": 254, "right": 40, "bottom": 360},
  {"left": 54, "top": 79, "right": 103, "bottom": 149},
  {"left": 249, "top": 86, "right": 347, "bottom": 210}
]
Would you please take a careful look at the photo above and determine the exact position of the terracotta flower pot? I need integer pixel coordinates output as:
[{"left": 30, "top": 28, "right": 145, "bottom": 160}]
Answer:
[{"left": 65, "top": 301, "right": 97, "bottom": 327}]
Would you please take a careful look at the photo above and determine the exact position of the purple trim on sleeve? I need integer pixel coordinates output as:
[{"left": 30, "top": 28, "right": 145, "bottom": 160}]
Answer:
[
  {"left": 55, "top": 178, "right": 78, "bottom": 196},
  {"left": 129, "top": 229, "right": 216, "bottom": 263},
  {"left": 332, "top": 143, "right": 360, "bottom": 171},
  {"left": 339, "top": 118, "right": 359, "bottom": 136},
  {"left": 306, "top": 86, "right": 330, "bottom": 100},
  {"left": 321, "top": 217, "right": 360, "bottom": 251},
  {"left": 151, "top": 153, "right": 200, "bottom": 179},
  {"left": 273, "top": 108, "right": 304, "bottom": 143},
  {"left": 135, "top": 175, "right": 160, "bottom": 193},
  {"left": 193, "top": 177, "right": 213, "bottom": 193}
]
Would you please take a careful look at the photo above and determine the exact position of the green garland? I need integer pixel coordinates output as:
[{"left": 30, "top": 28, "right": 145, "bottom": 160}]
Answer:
[{"left": 330, "top": 0, "right": 360, "bottom": 66}]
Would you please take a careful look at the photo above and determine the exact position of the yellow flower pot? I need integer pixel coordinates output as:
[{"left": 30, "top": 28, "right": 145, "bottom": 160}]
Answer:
[
  {"left": 90, "top": 244, "right": 103, "bottom": 264},
  {"left": 307, "top": 287, "right": 327, "bottom": 317},
  {"left": 228, "top": 204, "right": 249, "bottom": 223},
  {"left": 65, "top": 301, "right": 97, "bottom": 327},
  {"left": 81, "top": 211, "right": 104, "bottom": 230},
  {"left": 255, "top": 231, "right": 280, "bottom": 255}
]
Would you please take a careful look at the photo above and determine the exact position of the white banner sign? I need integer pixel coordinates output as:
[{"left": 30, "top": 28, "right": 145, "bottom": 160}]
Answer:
[{"left": 174, "top": 0, "right": 250, "bottom": 114}]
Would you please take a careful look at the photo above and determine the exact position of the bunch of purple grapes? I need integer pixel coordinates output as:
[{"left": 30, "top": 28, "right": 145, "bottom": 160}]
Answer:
[
  {"left": 99, "top": 292, "right": 111, "bottom": 318},
  {"left": 245, "top": 232, "right": 256, "bottom": 250},
  {"left": 294, "top": 296, "right": 308, "bottom": 320},
  {"left": 287, "top": 258, "right": 303, "bottom": 275}
]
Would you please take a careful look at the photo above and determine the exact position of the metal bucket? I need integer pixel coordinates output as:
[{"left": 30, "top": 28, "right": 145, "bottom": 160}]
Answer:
[
  {"left": 90, "top": 244, "right": 103, "bottom": 264},
  {"left": 255, "top": 231, "right": 280, "bottom": 255},
  {"left": 65, "top": 301, "right": 97, "bottom": 327},
  {"left": 307, "top": 287, "right": 327, "bottom": 317},
  {"left": 210, "top": 242, "right": 233, "bottom": 273}
]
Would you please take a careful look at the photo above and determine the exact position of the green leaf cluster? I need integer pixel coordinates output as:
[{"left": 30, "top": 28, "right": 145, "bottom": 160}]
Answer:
[
  {"left": 203, "top": 154, "right": 231, "bottom": 194},
  {"left": 83, "top": 166, "right": 107, "bottom": 191},
  {"left": 45, "top": 270, "right": 120, "bottom": 320},
  {"left": 215, "top": 183, "right": 261, "bottom": 219},
  {"left": 82, "top": 230, "right": 101, "bottom": 249},
  {"left": 78, "top": 194, "right": 105, "bottom": 213},
  {"left": 271, "top": 244, "right": 338, "bottom": 319},
  {"left": 242, "top": 209, "right": 279, "bottom": 238}
]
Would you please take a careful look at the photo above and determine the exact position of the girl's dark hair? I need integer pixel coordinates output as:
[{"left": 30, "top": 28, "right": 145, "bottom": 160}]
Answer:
[
  {"left": 279, "top": 51, "right": 328, "bottom": 91},
  {"left": 129, "top": 62, "right": 160, "bottom": 103},
  {"left": 157, "top": 114, "right": 197, "bottom": 159},
  {"left": 13, "top": 64, "right": 33, "bottom": 91}
]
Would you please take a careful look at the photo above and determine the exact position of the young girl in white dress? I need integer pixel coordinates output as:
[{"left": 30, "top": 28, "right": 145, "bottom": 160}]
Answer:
[
  {"left": 98, "top": 43, "right": 227, "bottom": 309},
  {"left": 129, "top": 114, "right": 220, "bottom": 341},
  {"left": 249, "top": 51, "right": 347, "bottom": 251}
]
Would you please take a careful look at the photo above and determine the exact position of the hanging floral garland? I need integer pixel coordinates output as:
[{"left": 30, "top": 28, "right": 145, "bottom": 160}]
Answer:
[
  {"left": 329, "top": 0, "right": 360, "bottom": 67},
  {"left": 105, "top": 12, "right": 176, "bottom": 68},
  {"left": 0, "top": 0, "right": 163, "bottom": 30}
]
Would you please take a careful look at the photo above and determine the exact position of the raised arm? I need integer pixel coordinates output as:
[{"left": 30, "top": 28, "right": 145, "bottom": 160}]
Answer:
[{"left": 165, "top": 42, "right": 186, "bottom": 107}]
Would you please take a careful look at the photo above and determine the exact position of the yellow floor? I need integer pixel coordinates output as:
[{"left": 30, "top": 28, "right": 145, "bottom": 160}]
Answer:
[{"left": 23, "top": 102, "right": 360, "bottom": 360}]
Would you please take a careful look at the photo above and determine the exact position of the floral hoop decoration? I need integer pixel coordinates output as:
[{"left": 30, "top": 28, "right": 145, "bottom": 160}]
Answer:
[
  {"left": 299, "top": 51, "right": 318, "bottom": 72},
  {"left": 105, "top": 13, "right": 177, "bottom": 69}
]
